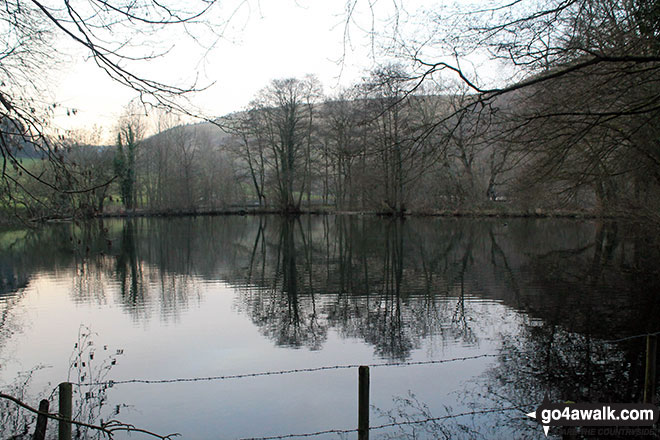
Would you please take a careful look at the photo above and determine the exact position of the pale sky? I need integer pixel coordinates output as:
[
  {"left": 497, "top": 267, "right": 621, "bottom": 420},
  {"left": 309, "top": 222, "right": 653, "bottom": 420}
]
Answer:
[{"left": 51, "top": 0, "right": 412, "bottom": 140}]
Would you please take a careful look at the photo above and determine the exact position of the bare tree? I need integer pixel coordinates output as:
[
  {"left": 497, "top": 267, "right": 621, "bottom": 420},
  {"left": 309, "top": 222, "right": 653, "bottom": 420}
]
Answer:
[
  {"left": 246, "top": 77, "right": 323, "bottom": 213},
  {"left": 66, "top": 126, "right": 115, "bottom": 216},
  {"left": 225, "top": 110, "right": 269, "bottom": 207},
  {"left": 357, "top": 65, "right": 448, "bottom": 213},
  {"left": 320, "top": 90, "right": 365, "bottom": 209},
  {"left": 0, "top": 0, "right": 227, "bottom": 219},
  {"left": 350, "top": 0, "right": 660, "bottom": 214}
]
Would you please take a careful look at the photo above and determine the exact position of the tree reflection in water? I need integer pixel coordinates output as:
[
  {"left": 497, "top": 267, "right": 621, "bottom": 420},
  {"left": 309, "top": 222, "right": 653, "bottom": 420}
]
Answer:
[
  {"left": 0, "top": 216, "right": 658, "bottom": 437},
  {"left": 235, "top": 216, "right": 484, "bottom": 359}
]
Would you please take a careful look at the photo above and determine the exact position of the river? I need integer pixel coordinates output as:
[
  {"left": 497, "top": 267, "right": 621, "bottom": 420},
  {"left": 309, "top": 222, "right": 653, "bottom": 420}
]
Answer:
[{"left": 0, "top": 216, "right": 658, "bottom": 439}]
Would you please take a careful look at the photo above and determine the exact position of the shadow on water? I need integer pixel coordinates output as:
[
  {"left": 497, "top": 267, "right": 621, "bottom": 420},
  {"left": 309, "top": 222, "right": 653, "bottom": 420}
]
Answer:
[{"left": 0, "top": 216, "right": 659, "bottom": 437}]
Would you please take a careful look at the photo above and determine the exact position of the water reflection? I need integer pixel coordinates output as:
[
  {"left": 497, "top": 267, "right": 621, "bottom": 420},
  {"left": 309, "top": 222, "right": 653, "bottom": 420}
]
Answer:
[
  {"left": 2, "top": 217, "right": 659, "bottom": 345},
  {"left": 231, "top": 216, "right": 496, "bottom": 358},
  {"left": 0, "top": 216, "right": 659, "bottom": 437}
]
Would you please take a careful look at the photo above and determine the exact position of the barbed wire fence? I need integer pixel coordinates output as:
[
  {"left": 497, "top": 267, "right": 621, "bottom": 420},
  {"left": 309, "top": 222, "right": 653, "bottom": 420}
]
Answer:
[
  {"left": 2, "top": 352, "right": 508, "bottom": 439},
  {"left": 78, "top": 353, "right": 499, "bottom": 387},
  {"left": 236, "top": 406, "right": 529, "bottom": 440},
  {"left": 2, "top": 330, "right": 657, "bottom": 439}
]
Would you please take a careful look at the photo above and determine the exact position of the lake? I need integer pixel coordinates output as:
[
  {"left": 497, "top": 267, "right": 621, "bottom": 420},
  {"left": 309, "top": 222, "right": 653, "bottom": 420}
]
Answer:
[{"left": 1, "top": 216, "right": 659, "bottom": 439}]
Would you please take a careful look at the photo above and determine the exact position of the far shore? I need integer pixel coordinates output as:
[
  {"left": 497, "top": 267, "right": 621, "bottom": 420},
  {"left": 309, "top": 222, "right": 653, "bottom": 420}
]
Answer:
[
  {"left": 90, "top": 206, "right": 625, "bottom": 220},
  {"left": 4, "top": 206, "right": 656, "bottom": 228}
]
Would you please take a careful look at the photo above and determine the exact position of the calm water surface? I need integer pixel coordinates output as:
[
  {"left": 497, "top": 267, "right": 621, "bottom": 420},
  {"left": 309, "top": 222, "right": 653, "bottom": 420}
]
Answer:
[{"left": 0, "top": 216, "right": 658, "bottom": 439}]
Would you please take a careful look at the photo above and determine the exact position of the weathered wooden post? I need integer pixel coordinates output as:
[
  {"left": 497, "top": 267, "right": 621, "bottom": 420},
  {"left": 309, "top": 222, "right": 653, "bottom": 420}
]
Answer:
[
  {"left": 32, "top": 399, "right": 49, "bottom": 440},
  {"left": 358, "top": 366, "right": 369, "bottom": 440},
  {"left": 644, "top": 335, "right": 657, "bottom": 404},
  {"left": 58, "top": 382, "right": 73, "bottom": 440}
]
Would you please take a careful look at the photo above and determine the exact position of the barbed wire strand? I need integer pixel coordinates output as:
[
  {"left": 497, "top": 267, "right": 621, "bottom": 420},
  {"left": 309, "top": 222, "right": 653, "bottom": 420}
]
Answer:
[
  {"left": 79, "top": 353, "right": 498, "bottom": 387},
  {"left": 602, "top": 331, "right": 660, "bottom": 344},
  {"left": 369, "top": 405, "right": 528, "bottom": 430},
  {"left": 237, "top": 405, "right": 528, "bottom": 440},
  {"left": 239, "top": 427, "right": 356, "bottom": 440},
  {"left": 74, "top": 331, "right": 660, "bottom": 388}
]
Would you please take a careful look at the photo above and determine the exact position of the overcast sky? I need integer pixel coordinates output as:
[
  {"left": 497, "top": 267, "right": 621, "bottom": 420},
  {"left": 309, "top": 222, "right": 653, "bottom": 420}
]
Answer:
[{"left": 52, "top": 0, "right": 414, "bottom": 139}]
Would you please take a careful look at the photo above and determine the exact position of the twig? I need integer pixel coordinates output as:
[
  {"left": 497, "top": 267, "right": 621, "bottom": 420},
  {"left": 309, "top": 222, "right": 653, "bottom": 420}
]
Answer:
[{"left": 0, "top": 392, "right": 179, "bottom": 439}]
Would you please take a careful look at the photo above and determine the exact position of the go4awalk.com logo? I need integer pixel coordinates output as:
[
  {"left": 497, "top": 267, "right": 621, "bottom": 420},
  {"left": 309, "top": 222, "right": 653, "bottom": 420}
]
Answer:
[{"left": 526, "top": 394, "right": 659, "bottom": 437}]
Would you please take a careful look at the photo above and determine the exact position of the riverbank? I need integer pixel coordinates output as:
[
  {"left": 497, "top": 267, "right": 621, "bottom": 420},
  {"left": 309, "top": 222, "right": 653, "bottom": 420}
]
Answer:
[
  {"left": 94, "top": 206, "right": 623, "bottom": 220},
  {"left": 3, "top": 205, "right": 647, "bottom": 227}
]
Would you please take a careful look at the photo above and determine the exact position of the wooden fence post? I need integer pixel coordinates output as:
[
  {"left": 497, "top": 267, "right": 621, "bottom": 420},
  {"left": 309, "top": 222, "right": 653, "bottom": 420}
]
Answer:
[
  {"left": 358, "top": 366, "right": 369, "bottom": 440},
  {"left": 32, "top": 399, "right": 49, "bottom": 440},
  {"left": 644, "top": 335, "right": 657, "bottom": 404},
  {"left": 58, "top": 382, "right": 72, "bottom": 440}
]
